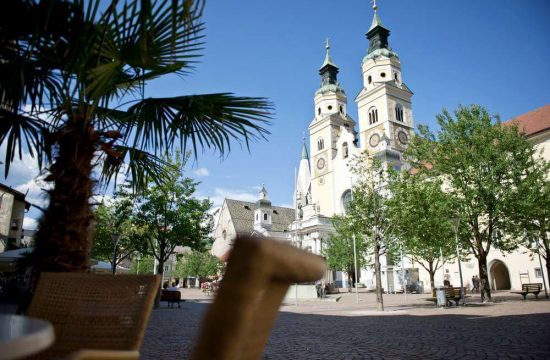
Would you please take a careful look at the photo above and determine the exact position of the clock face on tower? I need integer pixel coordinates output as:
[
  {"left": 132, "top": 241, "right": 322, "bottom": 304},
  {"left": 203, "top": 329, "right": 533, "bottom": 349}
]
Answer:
[
  {"left": 397, "top": 130, "right": 409, "bottom": 145},
  {"left": 317, "top": 157, "right": 326, "bottom": 170},
  {"left": 369, "top": 133, "right": 380, "bottom": 148}
]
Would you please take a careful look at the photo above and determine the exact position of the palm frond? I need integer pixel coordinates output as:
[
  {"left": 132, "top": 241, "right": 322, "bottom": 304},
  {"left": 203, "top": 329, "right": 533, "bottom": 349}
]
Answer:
[
  {"left": 125, "top": 93, "right": 272, "bottom": 158},
  {"left": 0, "top": 109, "right": 52, "bottom": 177},
  {"left": 98, "top": 145, "right": 175, "bottom": 193},
  {"left": 81, "top": 0, "right": 205, "bottom": 102}
]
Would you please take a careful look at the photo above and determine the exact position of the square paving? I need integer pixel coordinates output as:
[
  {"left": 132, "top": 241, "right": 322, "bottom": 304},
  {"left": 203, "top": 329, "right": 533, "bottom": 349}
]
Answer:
[{"left": 141, "top": 289, "right": 550, "bottom": 359}]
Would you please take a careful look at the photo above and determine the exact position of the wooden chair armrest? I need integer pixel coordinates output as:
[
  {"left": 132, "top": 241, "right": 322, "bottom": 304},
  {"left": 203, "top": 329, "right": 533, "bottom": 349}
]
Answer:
[{"left": 67, "top": 350, "right": 140, "bottom": 360}]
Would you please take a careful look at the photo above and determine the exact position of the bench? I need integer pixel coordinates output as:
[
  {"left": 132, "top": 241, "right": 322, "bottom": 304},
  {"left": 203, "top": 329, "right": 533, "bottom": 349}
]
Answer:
[
  {"left": 511, "top": 283, "right": 542, "bottom": 300},
  {"left": 161, "top": 289, "right": 182, "bottom": 308},
  {"left": 426, "top": 287, "right": 466, "bottom": 307}
]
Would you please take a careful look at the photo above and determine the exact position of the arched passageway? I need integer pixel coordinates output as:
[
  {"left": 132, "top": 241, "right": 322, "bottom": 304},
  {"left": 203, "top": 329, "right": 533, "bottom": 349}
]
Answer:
[{"left": 490, "top": 260, "right": 511, "bottom": 290}]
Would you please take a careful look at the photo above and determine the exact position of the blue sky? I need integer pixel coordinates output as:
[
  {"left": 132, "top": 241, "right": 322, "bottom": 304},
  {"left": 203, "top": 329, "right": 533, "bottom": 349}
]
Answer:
[{"left": 3, "top": 0, "right": 550, "bottom": 227}]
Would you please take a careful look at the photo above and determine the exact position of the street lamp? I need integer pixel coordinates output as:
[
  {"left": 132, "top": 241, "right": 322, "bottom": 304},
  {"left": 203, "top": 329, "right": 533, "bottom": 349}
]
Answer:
[
  {"left": 451, "top": 216, "right": 464, "bottom": 304},
  {"left": 111, "top": 233, "right": 121, "bottom": 275}
]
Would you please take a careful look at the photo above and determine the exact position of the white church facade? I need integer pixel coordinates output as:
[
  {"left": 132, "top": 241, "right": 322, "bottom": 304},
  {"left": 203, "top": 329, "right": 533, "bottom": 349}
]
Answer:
[{"left": 212, "top": 6, "right": 549, "bottom": 294}]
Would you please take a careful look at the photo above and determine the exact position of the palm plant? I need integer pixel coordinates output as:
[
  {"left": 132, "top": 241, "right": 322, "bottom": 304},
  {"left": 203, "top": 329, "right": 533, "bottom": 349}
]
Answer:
[{"left": 0, "top": 0, "right": 271, "bottom": 272}]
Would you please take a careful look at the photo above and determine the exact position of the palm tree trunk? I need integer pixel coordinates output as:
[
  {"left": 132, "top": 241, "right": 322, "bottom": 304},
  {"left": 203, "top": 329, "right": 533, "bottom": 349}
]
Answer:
[{"left": 34, "top": 119, "right": 98, "bottom": 272}]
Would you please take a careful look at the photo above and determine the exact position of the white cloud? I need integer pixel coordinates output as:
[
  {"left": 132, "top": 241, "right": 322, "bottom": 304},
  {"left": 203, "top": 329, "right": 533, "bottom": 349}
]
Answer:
[
  {"left": 23, "top": 217, "right": 39, "bottom": 230},
  {"left": 202, "top": 187, "right": 258, "bottom": 208},
  {"left": 193, "top": 167, "right": 210, "bottom": 177},
  {"left": 278, "top": 203, "right": 293, "bottom": 209},
  {"left": 14, "top": 176, "right": 51, "bottom": 210}
]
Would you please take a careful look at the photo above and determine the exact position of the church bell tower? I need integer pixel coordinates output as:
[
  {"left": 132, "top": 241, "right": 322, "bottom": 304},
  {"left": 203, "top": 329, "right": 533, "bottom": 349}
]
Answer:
[
  {"left": 309, "top": 40, "right": 355, "bottom": 216},
  {"left": 355, "top": 1, "right": 414, "bottom": 170}
]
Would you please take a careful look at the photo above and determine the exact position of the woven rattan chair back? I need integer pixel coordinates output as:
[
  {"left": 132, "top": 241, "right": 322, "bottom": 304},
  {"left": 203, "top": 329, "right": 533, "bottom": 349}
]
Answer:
[
  {"left": 26, "top": 273, "right": 160, "bottom": 359},
  {"left": 190, "top": 236, "right": 326, "bottom": 360}
]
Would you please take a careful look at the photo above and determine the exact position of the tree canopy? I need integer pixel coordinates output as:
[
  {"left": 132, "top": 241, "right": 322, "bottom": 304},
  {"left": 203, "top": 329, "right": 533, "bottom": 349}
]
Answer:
[
  {"left": 0, "top": 0, "right": 271, "bottom": 272},
  {"left": 387, "top": 171, "right": 463, "bottom": 292},
  {"left": 406, "top": 104, "right": 542, "bottom": 301}
]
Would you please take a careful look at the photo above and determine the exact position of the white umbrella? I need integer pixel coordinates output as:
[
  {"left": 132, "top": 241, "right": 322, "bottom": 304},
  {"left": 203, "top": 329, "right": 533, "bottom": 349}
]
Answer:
[{"left": 0, "top": 248, "right": 129, "bottom": 273}]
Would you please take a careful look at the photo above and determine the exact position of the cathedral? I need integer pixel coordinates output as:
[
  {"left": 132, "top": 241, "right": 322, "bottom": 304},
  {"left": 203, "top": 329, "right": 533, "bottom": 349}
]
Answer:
[
  {"left": 212, "top": 5, "right": 550, "bottom": 293},
  {"left": 289, "top": 3, "right": 414, "bottom": 288}
]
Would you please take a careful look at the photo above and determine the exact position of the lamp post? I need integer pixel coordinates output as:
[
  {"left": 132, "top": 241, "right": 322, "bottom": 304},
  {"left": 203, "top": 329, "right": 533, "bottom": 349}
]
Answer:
[
  {"left": 352, "top": 233, "right": 359, "bottom": 304},
  {"left": 111, "top": 233, "right": 121, "bottom": 275},
  {"left": 451, "top": 216, "right": 464, "bottom": 304}
]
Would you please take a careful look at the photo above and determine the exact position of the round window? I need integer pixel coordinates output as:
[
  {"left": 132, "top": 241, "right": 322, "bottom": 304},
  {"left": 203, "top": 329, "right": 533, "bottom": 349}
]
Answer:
[
  {"left": 381, "top": 72, "right": 386, "bottom": 78},
  {"left": 328, "top": 105, "right": 333, "bottom": 110}
]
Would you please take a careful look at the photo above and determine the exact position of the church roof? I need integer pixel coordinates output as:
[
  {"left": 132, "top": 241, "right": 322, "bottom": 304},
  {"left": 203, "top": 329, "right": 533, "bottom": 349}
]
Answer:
[
  {"left": 368, "top": 11, "right": 385, "bottom": 32},
  {"left": 363, "top": 48, "right": 399, "bottom": 62},
  {"left": 319, "top": 38, "right": 338, "bottom": 70},
  {"left": 225, "top": 199, "right": 295, "bottom": 234},
  {"left": 502, "top": 104, "right": 550, "bottom": 137},
  {"left": 315, "top": 83, "right": 345, "bottom": 96},
  {"left": 301, "top": 142, "right": 309, "bottom": 160}
]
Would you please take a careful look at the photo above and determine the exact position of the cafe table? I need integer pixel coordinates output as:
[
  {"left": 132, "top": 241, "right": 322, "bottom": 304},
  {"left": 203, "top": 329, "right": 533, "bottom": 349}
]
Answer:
[{"left": 0, "top": 314, "right": 55, "bottom": 360}]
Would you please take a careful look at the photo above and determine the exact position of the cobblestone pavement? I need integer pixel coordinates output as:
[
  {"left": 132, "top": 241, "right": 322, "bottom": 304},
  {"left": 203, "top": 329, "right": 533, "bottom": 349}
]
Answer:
[{"left": 141, "top": 289, "right": 550, "bottom": 359}]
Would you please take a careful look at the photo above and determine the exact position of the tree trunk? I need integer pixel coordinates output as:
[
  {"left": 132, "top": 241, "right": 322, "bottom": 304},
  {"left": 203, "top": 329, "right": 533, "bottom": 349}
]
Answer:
[
  {"left": 346, "top": 266, "right": 355, "bottom": 293},
  {"left": 374, "top": 239, "right": 384, "bottom": 311},
  {"left": 544, "top": 247, "right": 550, "bottom": 297},
  {"left": 154, "top": 260, "right": 165, "bottom": 309},
  {"left": 111, "top": 248, "right": 117, "bottom": 275},
  {"left": 34, "top": 120, "right": 98, "bottom": 273},
  {"left": 428, "top": 261, "right": 436, "bottom": 297},
  {"left": 478, "top": 251, "right": 492, "bottom": 302}
]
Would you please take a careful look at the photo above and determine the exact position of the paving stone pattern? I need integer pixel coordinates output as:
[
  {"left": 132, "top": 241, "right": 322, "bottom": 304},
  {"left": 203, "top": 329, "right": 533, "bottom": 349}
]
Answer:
[{"left": 141, "top": 289, "right": 550, "bottom": 359}]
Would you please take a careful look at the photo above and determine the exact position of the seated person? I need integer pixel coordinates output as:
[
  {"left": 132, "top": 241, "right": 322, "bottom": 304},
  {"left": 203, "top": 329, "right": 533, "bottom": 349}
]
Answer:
[{"left": 167, "top": 282, "right": 179, "bottom": 291}]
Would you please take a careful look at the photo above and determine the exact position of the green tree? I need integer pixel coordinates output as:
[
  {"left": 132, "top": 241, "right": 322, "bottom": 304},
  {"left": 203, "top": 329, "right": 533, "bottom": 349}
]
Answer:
[
  {"left": 323, "top": 218, "right": 368, "bottom": 290},
  {"left": 91, "top": 186, "right": 140, "bottom": 274},
  {"left": 0, "top": 0, "right": 271, "bottom": 273},
  {"left": 133, "top": 154, "right": 212, "bottom": 307},
  {"left": 173, "top": 251, "right": 220, "bottom": 284},
  {"left": 387, "top": 171, "right": 460, "bottom": 295},
  {"left": 407, "top": 104, "right": 539, "bottom": 302},
  {"left": 129, "top": 255, "right": 154, "bottom": 275},
  {"left": 345, "top": 153, "right": 397, "bottom": 311},
  {"left": 510, "top": 156, "right": 550, "bottom": 291}
]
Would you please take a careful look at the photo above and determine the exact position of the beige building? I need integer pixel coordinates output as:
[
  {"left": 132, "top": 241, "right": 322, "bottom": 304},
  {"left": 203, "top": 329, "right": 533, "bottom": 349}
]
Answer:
[
  {"left": 0, "top": 183, "right": 30, "bottom": 252},
  {"left": 211, "top": 188, "right": 295, "bottom": 260}
]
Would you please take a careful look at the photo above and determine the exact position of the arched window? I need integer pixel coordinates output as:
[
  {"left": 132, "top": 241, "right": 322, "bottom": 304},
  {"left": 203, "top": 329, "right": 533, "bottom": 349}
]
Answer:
[
  {"left": 317, "top": 138, "right": 324, "bottom": 151},
  {"left": 394, "top": 72, "right": 399, "bottom": 82},
  {"left": 263, "top": 213, "right": 268, "bottom": 221},
  {"left": 342, "top": 142, "right": 349, "bottom": 158},
  {"left": 368, "top": 75, "right": 372, "bottom": 84},
  {"left": 339, "top": 105, "right": 343, "bottom": 114},
  {"left": 317, "top": 107, "right": 321, "bottom": 115},
  {"left": 395, "top": 104, "right": 404, "bottom": 122},
  {"left": 342, "top": 189, "right": 352, "bottom": 213},
  {"left": 368, "top": 107, "right": 378, "bottom": 125}
]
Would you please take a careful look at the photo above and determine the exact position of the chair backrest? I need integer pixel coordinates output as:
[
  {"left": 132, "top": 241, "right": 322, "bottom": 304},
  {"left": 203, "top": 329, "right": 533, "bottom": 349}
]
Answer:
[
  {"left": 26, "top": 273, "right": 160, "bottom": 359},
  {"left": 190, "top": 236, "right": 326, "bottom": 360}
]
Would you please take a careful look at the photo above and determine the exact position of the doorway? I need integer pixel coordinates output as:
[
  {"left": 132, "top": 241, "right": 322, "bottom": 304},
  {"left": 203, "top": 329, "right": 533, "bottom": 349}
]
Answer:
[{"left": 489, "top": 260, "right": 511, "bottom": 290}]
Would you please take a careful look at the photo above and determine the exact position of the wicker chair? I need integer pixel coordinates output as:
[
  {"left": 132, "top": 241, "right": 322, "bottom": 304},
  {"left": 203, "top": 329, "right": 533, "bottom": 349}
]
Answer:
[
  {"left": 190, "top": 236, "right": 326, "bottom": 360},
  {"left": 26, "top": 273, "right": 160, "bottom": 360}
]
